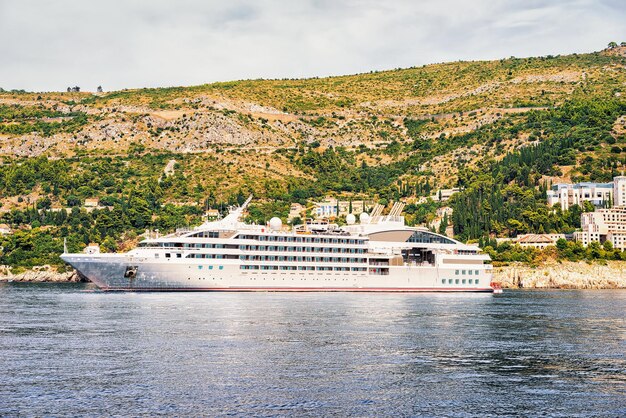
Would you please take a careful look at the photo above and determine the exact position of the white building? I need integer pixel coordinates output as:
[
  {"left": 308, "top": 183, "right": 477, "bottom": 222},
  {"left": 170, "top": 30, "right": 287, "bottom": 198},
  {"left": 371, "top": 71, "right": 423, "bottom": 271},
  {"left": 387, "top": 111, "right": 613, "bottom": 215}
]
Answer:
[
  {"left": 315, "top": 198, "right": 338, "bottom": 218},
  {"left": 515, "top": 233, "right": 566, "bottom": 249},
  {"left": 575, "top": 207, "right": 626, "bottom": 250},
  {"left": 431, "top": 188, "right": 460, "bottom": 202},
  {"left": 613, "top": 176, "right": 626, "bottom": 206},
  {"left": 288, "top": 203, "right": 305, "bottom": 221},
  {"left": 547, "top": 182, "right": 613, "bottom": 211},
  {"left": 205, "top": 209, "right": 220, "bottom": 220},
  {"left": 84, "top": 198, "right": 100, "bottom": 208},
  {"left": 313, "top": 199, "right": 372, "bottom": 219}
]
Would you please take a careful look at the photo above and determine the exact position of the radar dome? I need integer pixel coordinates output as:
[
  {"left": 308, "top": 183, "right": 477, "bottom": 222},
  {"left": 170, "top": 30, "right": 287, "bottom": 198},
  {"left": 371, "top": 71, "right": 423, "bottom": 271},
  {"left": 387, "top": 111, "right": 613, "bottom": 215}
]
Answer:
[
  {"left": 359, "top": 212, "right": 370, "bottom": 224},
  {"left": 346, "top": 214, "right": 356, "bottom": 225},
  {"left": 269, "top": 217, "right": 283, "bottom": 231}
]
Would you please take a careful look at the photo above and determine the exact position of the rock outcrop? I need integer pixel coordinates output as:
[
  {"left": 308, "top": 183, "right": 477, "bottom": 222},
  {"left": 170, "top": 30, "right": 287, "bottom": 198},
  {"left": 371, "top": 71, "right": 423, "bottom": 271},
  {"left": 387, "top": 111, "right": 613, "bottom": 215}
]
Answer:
[
  {"left": 0, "top": 265, "right": 86, "bottom": 283},
  {"left": 494, "top": 261, "right": 626, "bottom": 289}
]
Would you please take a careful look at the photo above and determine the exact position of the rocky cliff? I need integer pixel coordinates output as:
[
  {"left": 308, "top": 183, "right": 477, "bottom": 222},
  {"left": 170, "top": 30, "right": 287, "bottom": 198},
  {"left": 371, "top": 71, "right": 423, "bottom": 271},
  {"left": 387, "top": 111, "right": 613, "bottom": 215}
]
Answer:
[
  {"left": 494, "top": 261, "right": 626, "bottom": 289},
  {"left": 0, "top": 265, "right": 86, "bottom": 283}
]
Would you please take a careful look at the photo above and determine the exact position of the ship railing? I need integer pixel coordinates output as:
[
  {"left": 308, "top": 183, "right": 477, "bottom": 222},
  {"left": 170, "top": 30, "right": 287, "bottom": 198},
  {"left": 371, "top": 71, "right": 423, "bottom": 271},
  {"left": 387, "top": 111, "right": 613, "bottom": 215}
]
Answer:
[
  {"left": 370, "top": 215, "right": 405, "bottom": 224},
  {"left": 406, "top": 261, "right": 434, "bottom": 267}
]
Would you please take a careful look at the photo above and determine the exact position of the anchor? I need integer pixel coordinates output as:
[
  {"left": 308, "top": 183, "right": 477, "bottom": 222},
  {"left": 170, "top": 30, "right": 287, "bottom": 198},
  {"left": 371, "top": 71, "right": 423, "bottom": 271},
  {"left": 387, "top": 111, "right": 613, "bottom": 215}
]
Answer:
[{"left": 124, "top": 266, "right": 138, "bottom": 279}]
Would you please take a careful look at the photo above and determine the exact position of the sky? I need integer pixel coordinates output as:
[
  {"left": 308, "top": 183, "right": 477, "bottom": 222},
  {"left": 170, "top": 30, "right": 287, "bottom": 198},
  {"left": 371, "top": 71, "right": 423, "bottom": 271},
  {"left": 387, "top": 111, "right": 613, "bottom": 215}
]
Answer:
[{"left": 1, "top": 0, "right": 625, "bottom": 92}]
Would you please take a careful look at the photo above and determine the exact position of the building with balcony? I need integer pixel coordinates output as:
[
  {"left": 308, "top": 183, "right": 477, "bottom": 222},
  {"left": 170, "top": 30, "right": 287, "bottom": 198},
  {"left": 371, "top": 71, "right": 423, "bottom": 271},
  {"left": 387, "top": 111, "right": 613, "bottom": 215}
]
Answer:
[
  {"left": 547, "top": 182, "right": 613, "bottom": 211},
  {"left": 574, "top": 206, "right": 626, "bottom": 250}
]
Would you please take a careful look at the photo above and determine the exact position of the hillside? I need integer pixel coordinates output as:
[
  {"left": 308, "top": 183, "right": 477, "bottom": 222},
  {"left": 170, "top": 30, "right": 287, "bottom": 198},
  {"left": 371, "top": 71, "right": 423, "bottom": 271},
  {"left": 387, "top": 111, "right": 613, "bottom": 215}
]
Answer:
[{"left": 0, "top": 47, "right": 625, "bottom": 267}]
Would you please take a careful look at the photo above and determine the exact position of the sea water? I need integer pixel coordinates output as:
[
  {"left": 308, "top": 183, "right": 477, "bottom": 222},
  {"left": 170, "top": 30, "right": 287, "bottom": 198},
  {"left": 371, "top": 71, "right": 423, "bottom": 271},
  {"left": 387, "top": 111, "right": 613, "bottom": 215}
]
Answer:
[{"left": 0, "top": 283, "right": 624, "bottom": 416}]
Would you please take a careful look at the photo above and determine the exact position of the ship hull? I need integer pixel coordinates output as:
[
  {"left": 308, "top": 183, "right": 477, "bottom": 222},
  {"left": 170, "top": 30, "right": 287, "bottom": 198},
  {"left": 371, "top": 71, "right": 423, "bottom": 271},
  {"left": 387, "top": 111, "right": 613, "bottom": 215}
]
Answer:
[{"left": 61, "top": 254, "right": 495, "bottom": 293}]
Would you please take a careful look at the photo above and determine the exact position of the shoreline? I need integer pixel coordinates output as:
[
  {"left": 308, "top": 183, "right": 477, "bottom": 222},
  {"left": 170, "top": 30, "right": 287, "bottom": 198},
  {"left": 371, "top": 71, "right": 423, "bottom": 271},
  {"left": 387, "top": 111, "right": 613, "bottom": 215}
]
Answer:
[
  {"left": 0, "top": 266, "right": 86, "bottom": 283},
  {"left": 2, "top": 261, "right": 626, "bottom": 289},
  {"left": 494, "top": 260, "right": 626, "bottom": 289}
]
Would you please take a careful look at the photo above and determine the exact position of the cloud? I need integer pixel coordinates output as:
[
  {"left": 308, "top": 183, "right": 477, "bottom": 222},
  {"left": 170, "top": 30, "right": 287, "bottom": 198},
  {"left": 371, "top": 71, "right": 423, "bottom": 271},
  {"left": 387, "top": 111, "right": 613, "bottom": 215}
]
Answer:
[{"left": 0, "top": 0, "right": 624, "bottom": 91}]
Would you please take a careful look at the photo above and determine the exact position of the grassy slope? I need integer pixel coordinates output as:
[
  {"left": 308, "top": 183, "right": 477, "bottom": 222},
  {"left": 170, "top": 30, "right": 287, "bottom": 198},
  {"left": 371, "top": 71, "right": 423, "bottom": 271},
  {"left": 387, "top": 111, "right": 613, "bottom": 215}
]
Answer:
[{"left": 0, "top": 48, "right": 625, "bottom": 208}]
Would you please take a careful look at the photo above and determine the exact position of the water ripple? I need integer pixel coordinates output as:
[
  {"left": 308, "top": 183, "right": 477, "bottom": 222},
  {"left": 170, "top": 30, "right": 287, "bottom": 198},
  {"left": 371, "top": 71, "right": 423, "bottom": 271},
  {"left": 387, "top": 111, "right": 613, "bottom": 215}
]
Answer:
[{"left": 0, "top": 284, "right": 624, "bottom": 416}]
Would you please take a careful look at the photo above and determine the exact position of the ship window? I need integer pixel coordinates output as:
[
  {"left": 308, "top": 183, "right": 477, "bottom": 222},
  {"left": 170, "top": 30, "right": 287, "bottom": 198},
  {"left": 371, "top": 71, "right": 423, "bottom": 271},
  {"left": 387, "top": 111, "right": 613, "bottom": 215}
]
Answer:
[
  {"left": 441, "top": 279, "right": 446, "bottom": 284},
  {"left": 462, "top": 270, "right": 466, "bottom": 275},
  {"left": 462, "top": 279, "right": 466, "bottom": 284},
  {"left": 209, "top": 266, "right": 213, "bottom": 270},
  {"left": 448, "top": 279, "right": 453, "bottom": 284},
  {"left": 219, "top": 266, "right": 223, "bottom": 270},
  {"left": 155, "top": 253, "right": 159, "bottom": 258},
  {"left": 468, "top": 270, "right": 473, "bottom": 275},
  {"left": 165, "top": 253, "right": 171, "bottom": 258},
  {"left": 455, "top": 279, "right": 459, "bottom": 284},
  {"left": 198, "top": 266, "right": 203, "bottom": 270},
  {"left": 455, "top": 270, "right": 459, "bottom": 275},
  {"left": 475, "top": 270, "right": 479, "bottom": 275},
  {"left": 406, "top": 230, "right": 455, "bottom": 244}
]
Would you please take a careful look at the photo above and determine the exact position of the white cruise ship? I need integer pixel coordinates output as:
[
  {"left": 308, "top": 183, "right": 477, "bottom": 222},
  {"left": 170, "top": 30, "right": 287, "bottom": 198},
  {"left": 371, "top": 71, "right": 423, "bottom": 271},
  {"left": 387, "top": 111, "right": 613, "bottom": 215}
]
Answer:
[{"left": 61, "top": 197, "right": 496, "bottom": 292}]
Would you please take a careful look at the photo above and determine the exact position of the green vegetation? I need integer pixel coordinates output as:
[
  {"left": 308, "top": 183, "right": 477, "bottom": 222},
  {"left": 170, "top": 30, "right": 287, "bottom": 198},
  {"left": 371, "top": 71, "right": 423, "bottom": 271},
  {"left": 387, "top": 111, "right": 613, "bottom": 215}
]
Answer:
[
  {"left": 0, "top": 47, "right": 625, "bottom": 270},
  {"left": 451, "top": 98, "right": 626, "bottom": 241},
  {"left": 480, "top": 237, "right": 626, "bottom": 266},
  {"left": 0, "top": 104, "right": 89, "bottom": 136}
]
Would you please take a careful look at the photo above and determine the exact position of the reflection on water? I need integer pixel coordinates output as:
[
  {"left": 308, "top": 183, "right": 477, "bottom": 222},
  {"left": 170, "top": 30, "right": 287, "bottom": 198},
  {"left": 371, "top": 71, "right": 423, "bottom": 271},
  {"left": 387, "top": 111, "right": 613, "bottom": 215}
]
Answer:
[{"left": 0, "top": 283, "right": 624, "bottom": 416}]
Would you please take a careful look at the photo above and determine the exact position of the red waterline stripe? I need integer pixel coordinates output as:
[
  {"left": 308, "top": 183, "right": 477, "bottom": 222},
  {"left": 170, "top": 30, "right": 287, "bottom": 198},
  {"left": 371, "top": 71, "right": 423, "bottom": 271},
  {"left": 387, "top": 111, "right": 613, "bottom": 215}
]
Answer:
[{"left": 99, "top": 286, "right": 495, "bottom": 293}]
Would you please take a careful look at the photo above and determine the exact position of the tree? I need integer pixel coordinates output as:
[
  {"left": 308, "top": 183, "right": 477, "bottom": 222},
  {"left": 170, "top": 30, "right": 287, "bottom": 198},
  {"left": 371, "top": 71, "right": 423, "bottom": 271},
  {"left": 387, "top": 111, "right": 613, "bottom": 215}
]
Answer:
[
  {"left": 587, "top": 241, "right": 603, "bottom": 259},
  {"left": 621, "top": 42, "right": 626, "bottom": 47},
  {"left": 97, "top": 86, "right": 103, "bottom": 93},
  {"left": 36, "top": 197, "right": 51, "bottom": 210},
  {"left": 582, "top": 200, "right": 595, "bottom": 213},
  {"left": 438, "top": 212, "right": 449, "bottom": 236},
  {"left": 608, "top": 41, "right": 618, "bottom": 49},
  {"left": 101, "top": 236, "right": 117, "bottom": 253},
  {"left": 66, "top": 195, "right": 81, "bottom": 207}
]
